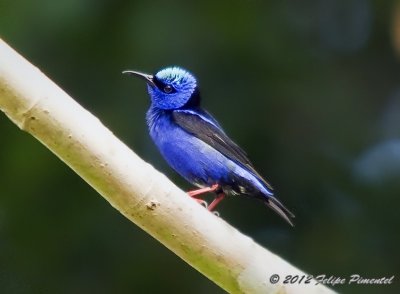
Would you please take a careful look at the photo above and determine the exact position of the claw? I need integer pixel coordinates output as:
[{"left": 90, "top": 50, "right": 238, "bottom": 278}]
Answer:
[
  {"left": 212, "top": 211, "right": 220, "bottom": 217},
  {"left": 196, "top": 199, "right": 208, "bottom": 208}
]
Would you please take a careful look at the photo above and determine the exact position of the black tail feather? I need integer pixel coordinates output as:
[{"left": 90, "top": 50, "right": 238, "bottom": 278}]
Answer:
[{"left": 265, "top": 196, "right": 295, "bottom": 227}]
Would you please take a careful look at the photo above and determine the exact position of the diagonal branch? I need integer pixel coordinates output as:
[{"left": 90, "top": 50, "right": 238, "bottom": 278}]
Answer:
[{"left": 0, "top": 39, "right": 334, "bottom": 294}]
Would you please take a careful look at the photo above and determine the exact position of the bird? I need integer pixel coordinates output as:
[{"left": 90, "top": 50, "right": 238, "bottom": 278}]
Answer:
[{"left": 123, "top": 66, "right": 295, "bottom": 226}]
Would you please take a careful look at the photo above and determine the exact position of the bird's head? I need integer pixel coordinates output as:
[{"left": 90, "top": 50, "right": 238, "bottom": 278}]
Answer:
[{"left": 123, "top": 66, "right": 199, "bottom": 110}]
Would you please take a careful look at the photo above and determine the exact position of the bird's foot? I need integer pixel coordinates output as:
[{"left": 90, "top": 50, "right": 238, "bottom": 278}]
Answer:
[
  {"left": 187, "top": 185, "right": 224, "bottom": 214},
  {"left": 196, "top": 199, "right": 208, "bottom": 208},
  {"left": 212, "top": 211, "right": 220, "bottom": 217},
  {"left": 187, "top": 184, "right": 219, "bottom": 198},
  {"left": 194, "top": 199, "right": 220, "bottom": 215},
  {"left": 207, "top": 193, "right": 225, "bottom": 211}
]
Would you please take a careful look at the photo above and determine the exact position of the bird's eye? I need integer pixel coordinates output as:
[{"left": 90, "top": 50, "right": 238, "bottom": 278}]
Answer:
[{"left": 163, "top": 85, "right": 173, "bottom": 93}]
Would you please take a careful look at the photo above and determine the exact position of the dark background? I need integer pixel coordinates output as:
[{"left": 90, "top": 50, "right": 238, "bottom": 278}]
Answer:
[{"left": 1, "top": 0, "right": 399, "bottom": 293}]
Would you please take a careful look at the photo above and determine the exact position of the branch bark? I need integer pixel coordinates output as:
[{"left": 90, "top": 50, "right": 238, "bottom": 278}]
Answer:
[{"left": 0, "top": 38, "right": 335, "bottom": 294}]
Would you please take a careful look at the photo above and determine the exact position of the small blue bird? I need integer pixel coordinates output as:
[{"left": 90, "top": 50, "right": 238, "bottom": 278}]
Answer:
[{"left": 123, "top": 66, "right": 294, "bottom": 226}]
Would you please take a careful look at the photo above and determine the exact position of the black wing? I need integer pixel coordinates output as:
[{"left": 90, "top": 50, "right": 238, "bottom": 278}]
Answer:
[{"left": 172, "top": 109, "right": 274, "bottom": 191}]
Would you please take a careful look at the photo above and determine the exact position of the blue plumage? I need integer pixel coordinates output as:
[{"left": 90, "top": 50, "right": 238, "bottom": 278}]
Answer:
[{"left": 123, "top": 66, "right": 294, "bottom": 226}]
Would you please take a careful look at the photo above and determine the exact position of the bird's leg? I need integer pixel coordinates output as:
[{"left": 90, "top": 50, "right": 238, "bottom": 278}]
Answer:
[
  {"left": 187, "top": 184, "right": 222, "bottom": 211},
  {"left": 187, "top": 184, "right": 219, "bottom": 198},
  {"left": 207, "top": 193, "right": 225, "bottom": 211}
]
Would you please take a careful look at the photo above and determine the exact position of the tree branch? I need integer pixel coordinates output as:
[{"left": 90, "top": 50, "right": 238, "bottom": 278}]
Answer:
[{"left": 0, "top": 38, "right": 334, "bottom": 294}]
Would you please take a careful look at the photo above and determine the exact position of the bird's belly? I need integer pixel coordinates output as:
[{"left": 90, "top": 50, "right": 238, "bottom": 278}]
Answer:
[{"left": 151, "top": 125, "right": 234, "bottom": 187}]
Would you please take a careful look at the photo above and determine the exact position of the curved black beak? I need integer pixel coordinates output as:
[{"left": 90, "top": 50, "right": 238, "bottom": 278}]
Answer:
[{"left": 122, "top": 70, "right": 155, "bottom": 87}]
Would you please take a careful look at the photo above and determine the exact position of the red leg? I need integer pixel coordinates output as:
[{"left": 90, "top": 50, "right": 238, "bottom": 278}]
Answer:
[
  {"left": 208, "top": 193, "right": 225, "bottom": 211},
  {"left": 187, "top": 184, "right": 219, "bottom": 198}
]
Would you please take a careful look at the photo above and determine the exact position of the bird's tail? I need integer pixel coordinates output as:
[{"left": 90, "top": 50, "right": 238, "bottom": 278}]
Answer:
[{"left": 265, "top": 196, "right": 295, "bottom": 227}]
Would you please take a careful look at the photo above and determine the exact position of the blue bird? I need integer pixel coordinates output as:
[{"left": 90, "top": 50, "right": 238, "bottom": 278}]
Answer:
[{"left": 123, "top": 66, "right": 294, "bottom": 226}]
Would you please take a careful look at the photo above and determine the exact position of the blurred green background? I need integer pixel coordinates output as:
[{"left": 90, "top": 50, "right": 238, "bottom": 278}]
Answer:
[{"left": 1, "top": 0, "right": 399, "bottom": 293}]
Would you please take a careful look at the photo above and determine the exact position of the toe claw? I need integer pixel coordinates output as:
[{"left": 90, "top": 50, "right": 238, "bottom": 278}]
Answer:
[
  {"left": 196, "top": 199, "right": 208, "bottom": 208},
  {"left": 212, "top": 211, "right": 220, "bottom": 217}
]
